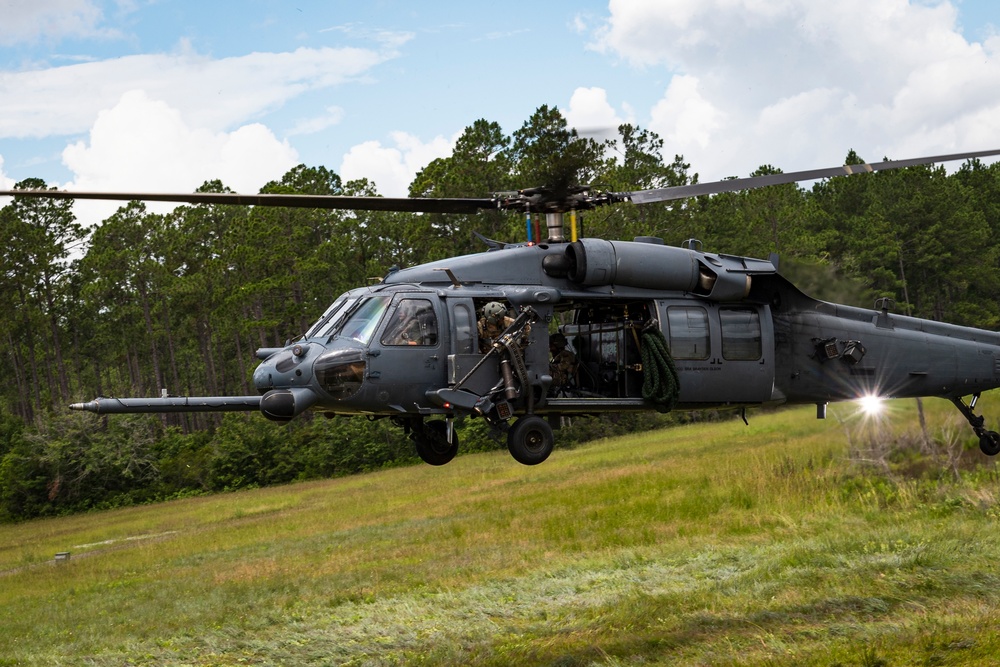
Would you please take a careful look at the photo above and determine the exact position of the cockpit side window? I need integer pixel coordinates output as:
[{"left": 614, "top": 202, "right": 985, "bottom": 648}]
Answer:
[
  {"left": 338, "top": 296, "right": 391, "bottom": 344},
  {"left": 306, "top": 295, "right": 354, "bottom": 339},
  {"left": 381, "top": 298, "right": 438, "bottom": 346}
]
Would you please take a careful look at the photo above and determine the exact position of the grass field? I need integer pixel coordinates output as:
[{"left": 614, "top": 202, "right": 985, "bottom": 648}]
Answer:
[{"left": 3, "top": 398, "right": 1000, "bottom": 666}]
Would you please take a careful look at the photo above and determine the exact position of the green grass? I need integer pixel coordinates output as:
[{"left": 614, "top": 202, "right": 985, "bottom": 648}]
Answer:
[{"left": 3, "top": 398, "right": 1000, "bottom": 665}]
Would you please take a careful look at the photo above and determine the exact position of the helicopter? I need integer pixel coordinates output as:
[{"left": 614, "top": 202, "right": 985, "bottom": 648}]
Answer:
[{"left": 5, "top": 148, "right": 1000, "bottom": 467}]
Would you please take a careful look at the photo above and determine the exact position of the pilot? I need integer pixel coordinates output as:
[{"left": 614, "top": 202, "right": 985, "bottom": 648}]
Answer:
[
  {"left": 548, "top": 332, "right": 577, "bottom": 393},
  {"left": 384, "top": 299, "right": 437, "bottom": 346},
  {"left": 385, "top": 302, "right": 422, "bottom": 345},
  {"left": 477, "top": 301, "right": 515, "bottom": 353}
]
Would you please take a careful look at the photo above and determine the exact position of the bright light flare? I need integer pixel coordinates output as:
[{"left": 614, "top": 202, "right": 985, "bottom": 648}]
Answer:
[{"left": 857, "top": 394, "right": 885, "bottom": 417}]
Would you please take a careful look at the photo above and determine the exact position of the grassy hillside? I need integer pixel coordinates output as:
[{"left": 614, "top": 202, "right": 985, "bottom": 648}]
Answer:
[{"left": 3, "top": 399, "right": 1000, "bottom": 666}]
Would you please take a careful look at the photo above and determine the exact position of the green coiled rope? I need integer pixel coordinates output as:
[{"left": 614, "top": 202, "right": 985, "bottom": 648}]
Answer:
[{"left": 640, "top": 325, "right": 680, "bottom": 413}]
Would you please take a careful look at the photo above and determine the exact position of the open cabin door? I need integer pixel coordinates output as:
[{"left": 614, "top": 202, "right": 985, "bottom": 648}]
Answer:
[{"left": 443, "top": 296, "right": 500, "bottom": 397}]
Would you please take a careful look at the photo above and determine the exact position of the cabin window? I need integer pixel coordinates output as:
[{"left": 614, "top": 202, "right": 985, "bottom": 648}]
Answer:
[
  {"left": 453, "top": 303, "right": 474, "bottom": 354},
  {"left": 381, "top": 299, "right": 439, "bottom": 346},
  {"left": 666, "top": 306, "right": 710, "bottom": 360},
  {"left": 720, "top": 307, "right": 762, "bottom": 360}
]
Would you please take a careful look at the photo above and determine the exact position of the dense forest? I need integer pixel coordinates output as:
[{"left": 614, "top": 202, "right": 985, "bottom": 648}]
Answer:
[{"left": 3, "top": 105, "right": 1000, "bottom": 521}]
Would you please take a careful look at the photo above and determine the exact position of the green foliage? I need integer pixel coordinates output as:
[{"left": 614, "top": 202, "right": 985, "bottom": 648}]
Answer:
[
  {"left": 410, "top": 119, "right": 517, "bottom": 256},
  {"left": 777, "top": 256, "right": 877, "bottom": 307},
  {"left": 0, "top": 411, "right": 47, "bottom": 522},
  {"left": 207, "top": 413, "right": 419, "bottom": 490},
  {"left": 3, "top": 107, "right": 1000, "bottom": 521},
  {"left": 511, "top": 104, "right": 611, "bottom": 192},
  {"left": 809, "top": 154, "right": 1000, "bottom": 326}
]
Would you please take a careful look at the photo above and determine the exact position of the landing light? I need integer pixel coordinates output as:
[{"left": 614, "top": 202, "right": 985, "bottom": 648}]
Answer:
[{"left": 857, "top": 394, "right": 885, "bottom": 416}]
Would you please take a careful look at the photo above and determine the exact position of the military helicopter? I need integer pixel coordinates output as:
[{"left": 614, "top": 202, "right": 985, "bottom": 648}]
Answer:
[{"left": 6, "top": 148, "right": 1000, "bottom": 466}]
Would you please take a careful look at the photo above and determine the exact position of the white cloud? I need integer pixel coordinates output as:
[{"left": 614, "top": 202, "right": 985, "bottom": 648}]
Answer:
[
  {"left": 339, "top": 131, "right": 456, "bottom": 197},
  {"left": 0, "top": 154, "right": 12, "bottom": 188},
  {"left": 287, "top": 106, "right": 346, "bottom": 136},
  {"left": 564, "top": 86, "right": 636, "bottom": 160},
  {"left": 0, "top": 0, "right": 114, "bottom": 46},
  {"left": 59, "top": 90, "right": 300, "bottom": 226},
  {"left": 565, "top": 86, "right": 630, "bottom": 135},
  {"left": 648, "top": 75, "right": 728, "bottom": 162},
  {"left": 318, "top": 24, "right": 415, "bottom": 50},
  {"left": 591, "top": 0, "right": 1000, "bottom": 180},
  {"left": 0, "top": 44, "right": 399, "bottom": 139},
  {"left": 0, "top": 155, "right": 14, "bottom": 209}
]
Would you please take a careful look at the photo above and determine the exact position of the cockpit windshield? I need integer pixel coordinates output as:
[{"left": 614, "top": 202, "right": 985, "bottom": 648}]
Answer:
[
  {"left": 336, "top": 296, "right": 391, "bottom": 344},
  {"left": 305, "top": 295, "right": 354, "bottom": 339}
]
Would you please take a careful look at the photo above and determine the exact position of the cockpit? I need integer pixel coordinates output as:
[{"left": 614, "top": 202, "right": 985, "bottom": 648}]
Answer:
[{"left": 293, "top": 290, "right": 442, "bottom": 406}]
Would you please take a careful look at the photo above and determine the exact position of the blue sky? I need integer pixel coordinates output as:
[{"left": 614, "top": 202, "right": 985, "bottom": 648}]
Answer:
[{"left": 2, "top": 1, "right": 1000, "bottom": 226}]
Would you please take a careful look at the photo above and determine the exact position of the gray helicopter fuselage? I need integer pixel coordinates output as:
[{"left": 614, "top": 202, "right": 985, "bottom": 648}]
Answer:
[
  {"left": 243, "top": 237, "right": 1000, "bottom": 424},
  {"left": 763, "top": 276, "right": 1000, "bottom": 404},
  {"left": 52, "top": 146, "right": 1000, "bottom": 463}
]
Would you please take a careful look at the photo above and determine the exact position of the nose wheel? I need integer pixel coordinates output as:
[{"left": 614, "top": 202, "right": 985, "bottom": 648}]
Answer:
[{"left": 507, "top": 416, "right": 554, "bottom": 465}]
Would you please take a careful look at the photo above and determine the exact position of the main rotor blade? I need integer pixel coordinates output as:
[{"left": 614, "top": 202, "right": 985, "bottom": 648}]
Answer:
[
  {"left": 5, "top": 148, "right": 1000, "bottom": 214},
  {"left": 0, "top": 189, "right": 499, "bottom": 214},
  {"left": 628, "top": 148, "right": 1000, "bottom": 205}
]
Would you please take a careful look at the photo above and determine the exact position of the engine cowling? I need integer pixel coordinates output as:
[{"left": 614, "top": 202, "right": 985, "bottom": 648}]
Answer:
[{"left": 552, "top": 238, "right": 755, "bottom": 301}]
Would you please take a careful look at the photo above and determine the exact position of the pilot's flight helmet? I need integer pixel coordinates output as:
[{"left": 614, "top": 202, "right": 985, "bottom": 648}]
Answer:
[{"left": 483, "top": 301, "right": 507, "bottom": 323}]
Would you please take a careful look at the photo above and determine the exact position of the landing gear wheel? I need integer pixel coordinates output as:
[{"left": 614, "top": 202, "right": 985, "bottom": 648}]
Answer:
[
  {"left": 980, "top": 431, "right": 1000, "bottom": 456},
  {"left": 413, "top": 420, "right": 458, "bottom": 466},
  {"left": 507, "top": 416, "right": 554, "bottom": 466}
]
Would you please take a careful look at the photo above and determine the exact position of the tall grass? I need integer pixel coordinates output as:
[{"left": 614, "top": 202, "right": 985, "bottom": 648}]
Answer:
[{"left": 3, "top": 398, "right": 1000, "bottom": 665}]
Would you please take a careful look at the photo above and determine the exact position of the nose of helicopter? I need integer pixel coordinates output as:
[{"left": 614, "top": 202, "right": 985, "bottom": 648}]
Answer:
[
  {"left": 252, "top": 344, "right": 321, "bottom": 421},
  {"left": 253, "top": 343, "right": 313, "bottom": 392},
  {"left": 252, "top": 342, "right": 367, "bottom": 420}
]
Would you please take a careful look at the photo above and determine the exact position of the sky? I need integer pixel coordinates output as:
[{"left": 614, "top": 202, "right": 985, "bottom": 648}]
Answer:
[{"left": 2, "top": 0, "right": 1000, "bottom": 227}]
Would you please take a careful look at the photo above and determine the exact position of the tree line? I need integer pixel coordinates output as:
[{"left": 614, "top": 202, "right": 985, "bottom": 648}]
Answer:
[{"left": 2, "top": 105, "right": 1000, "bottom": 521}]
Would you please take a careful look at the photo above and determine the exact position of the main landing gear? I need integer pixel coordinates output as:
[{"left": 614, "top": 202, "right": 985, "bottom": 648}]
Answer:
[
  {"left": 506, "top": 416, "right": 554, "bottom": 466},
  {"left": 412, "top": 309, "right": 556, "bottom": 466},
  {"left": 951, "top": 393, "right": 1000, "bottom": 456}
]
